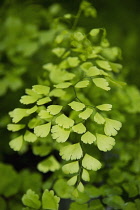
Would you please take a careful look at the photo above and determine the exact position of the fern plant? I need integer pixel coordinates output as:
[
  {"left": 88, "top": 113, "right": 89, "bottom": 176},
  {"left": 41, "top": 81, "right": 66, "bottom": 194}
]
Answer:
[{"left": 7, "top": 1, "right": 125, "bottom": 209}]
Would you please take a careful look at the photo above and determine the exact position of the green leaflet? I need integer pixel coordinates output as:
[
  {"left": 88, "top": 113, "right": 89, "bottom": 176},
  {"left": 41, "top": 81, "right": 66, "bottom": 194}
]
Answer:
[
  {"left": 67, "top": 176, "right": 77, "bottom": 186},
  {"left": 89, "top": 28, "right": 100, "bottom": 37},
  {"left": 75, "top": 80, "right": 89, "bottom": 88},
  {"left": 34, "top": 122, "right": 51, "bottom": 137},
  {"left": 82, "top": 169, "right": 90, "bottom": 181},
  {"left": 52, "top": 47, "right": 65, "bottom": 57},
  {"left": 62, "top": 161, "right": 79, "bottom": 174},
  {"left": 22, "top": 189, "right": 41, "bottom": 209},
  {"left": 42, "top": 189, "right": 60, "bottom": 210},
  {"left": 37, "top": 97, "right": 52, "bottom": 105},
  {"left": 20, "top": 95, "right": 39, "bottom": 105},
  {"left": 96, "top": 60, "right": 112, "bottom": 71},
  {"left": 72, "top": 123, "right": 86, "bottom": 134},
  {"left": 77, "top": 182, "right": 84, "bottom": 192},
  {"left": 73, "top": 32, "right": 85, "bottom": 41},
  {"left": 79, "top": 108, "right": 93, "bottom": 120},
  {"left": 26, "top": 106, "right": 38, "bottom": 115},
  {"left": 94, "top": 112, "right": 105, "bottom": 124},
  {"left": 60, "top": 143, "right": 83, "bottom": 160},
  {"left": 67, "top": 57, "right": 80, "bottom": 67},
  {"left": 93, "top": 78, "right": 111, "bottom": 91},
  {"left": 82, "top": 154, "right": 102, "bottom": 171},
  {"left": 33, "top": 145, "right": 52, "bottom": 157},
  {"left": 47, "top": 105, "right": 62, "bottom": 115},
  {"left": 37, "top": 155, "right": 60, "bottom": 173},
  {"left": 9, "top": 135, "right": 23, "bottom": 151},
  {"left": 51, "top": 125, "right": 70, "bottom": 142},
  {"left": 55, "top": 114, "right": 74, "bottom": 129},
  {"left": 54, "top": 82, "right": 72, "bottom": 89},
  {"left": 7, "top": 124, "right": 25, "bottom": 132},
  {"left": 96, "top": 134, "right": 115, "bottom": 151},
  {"left": 50, "top": 69, "right": 75, "bottom": 84},
  {"left": 24, "top": 130, "right": 37, "bottom": 142},
  {"left": 96, "top": 104, "right": 112, "bottom": 111},
  {"left": 49, "top": 89, "right": 66, "bottom": 97},
  {"left": 68, "top": 101, "right": 85, "bottom": 111},
  {"left": 86, "top": 66, "right": 101, "bottom": 77},
  {"left": 38, "top": 110, "right": 53, "bottom": 119},
  {"left": 9, "top": 108, "right": 29, "bottom": 123},
  {"left": 80, "top": 62, "right": 93, "bottom": 71},
  {"left": 81, "top": 131, "right": 96, "bottom": 144},
  {"left": 104, "top": 118, "right": 122, "bottom": 136},
  {"left": 32, "top": 85, "right": 50, "bottom": 95}
]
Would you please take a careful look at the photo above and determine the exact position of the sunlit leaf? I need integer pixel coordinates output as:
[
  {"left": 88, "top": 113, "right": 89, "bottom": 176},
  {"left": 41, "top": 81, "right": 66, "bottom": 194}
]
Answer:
[
  {"left": 22, "top": 189, "right": 41, "bottom": 209},
  {"left": 96, "top": 104, "right": 112, "bottom": 111},
  {"left": 51, "top": 125, "right": 70, "bottom": 142},
  {"left": 37, "top": 97, "right": 51, "bottom": 105},
  {"left": 38, "top": 110, "right": 53, "bottom": 119},
  {"left": 81, "top": 131, "right": 96, "bottom": 144},
  {"left": 52, "top": 47, "right": 65, "bottom": 57},
  {"left": 47, "top": 105, "right": 62, "bottom": 115},
  {"left": 94, "top": 112, "right": 105, "bottom": 124},
  {"left": 34, "top": 122, "right": 51, "bottom": 137},
  {"left": 93, "top": 78, "right": 110, "bottom": 91},
  {"left": 7, "top": 124, "right": 25, "bottom": 132},
  {"left": 67, "top": 57, "right": 80, "bottom": 67},
  {"left": 67, "top": 176, "right": 77, "bottom": 186},
  {"left": 96, "top": 60, "right": 112, "bottom": 71},
  {"left": 24, "top": 130, "right": 37, "bottom": 142},
  {"left": 104, "top": 118, "right": 122, "bottom": 136},
  {"left": 86, "top": 66, "right": 100, "bottom": 76},
  {"left": 9, "top": 108, "right": 29, "bottom": 123},
  {"left": 77, "top": 182, "right": 84, "bottom": 192},
  {"left": 75, "top": 80, "right": 89, "bottom": 88},
  {"left": 20, "top": 95, "right": 39, "bottom": 105},
  {"left": 72, "top": 123, "right": 86, "bottom": 134},
  {"left": 68, "top": 101, "right": 85, "bottom": 111},
  {"left": 32, "top": 85, "right": 50, "bottom": 95},
  {"left": 79, "top": 108, "right": 93, "bottom": 120},
  {"left": 62, "top": 161, "right": 79, "bottom": 174},
  {"left": 9, "top": 135, "right": 23, "bottom": 151},
  {"left": 42, "top": 189, "right": 60, "bottom": 210},
  {"left": 54, "top": 82, "right": 72, "bottom": 89},
  {"left": 60, "top": 143, "right": 83, "bottom": 160},
  {"left": 82, "top": 154, "right": 101, "bottom": 171},
  {"left": 96, "top": 133, "right": 115, "bottom": 151},
  {"left": 55, "top": 114, "right": 74, "bottom": 129},
  {"left": 82, "top": 169, "right": 90, "bottom": 181}
]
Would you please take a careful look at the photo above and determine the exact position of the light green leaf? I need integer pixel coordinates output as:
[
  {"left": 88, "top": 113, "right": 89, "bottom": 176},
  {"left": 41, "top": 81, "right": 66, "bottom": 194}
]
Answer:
[
  {"left": 89, "top": 29, "right": 100, "bottom": 37},
  {"left": 77, "top": 182, "right": 84, "bottom": 192},
  {"left": 55, "top": 114, "right": 74, "bottom": 129},
  {"left": 33, "top": 145, "right": 51, "bottom": 157},
  {"left": 104, "top": 118, "right": 122, "bottom": 136},
  {"left": 82, "top": 154, "right": 101, "bottom": 171},
  {"left": 9, "top": 108, "right": 29, "bottom": 123},
  {"left": 96, "top": 104, "right": 112, "bottom": 111},
  {"left": 37, "top": 156, "right": 60, "bottom": 173},
  {"left": 24, "top": 130, "right": 37, "bottom": 142},
  {"left": 67, "top": 57, "right": 80, "bottom": 67},
  {"left": 32, "top": 85, "right": 50, "bottom": 95},
  {"left": 60, "top": 143, "right": 83, "bottom": 160},
  {"left": 51, "top": 125, "right": 70, "bottom": 142},
  {"left": 22, "top": 189, "right": 41, "bottom": 209},
  {"left": 9, "top": 135, "right": 23, "bottom": 151},
  {"left": 52, "top": 47, "right": 65, "bottom": 57},
  {"left": 42, "top": 190, "right": 60, "bottom": 210},
  {"left": 79, "top": 108, "right": 93, "bottom": 120},
  {"left": 81, "top": 131, "right": 96, "bottom": 144},
  {"left": 68, "top": 101, "right": 85, "bottom": 111},
  {"left": 54, "top": 82, "right": 72, "bottom": 89},
  {"left": 96, "top": 60, "right": 112, "bottom": 71},
  {"left": 73, "top": 32, "right": 84, "bottom": 41},
  {"left": 75, "top": 80, "right": 89, "bottom": 88},
  {"left": 47, "top": 105, "right": 62, "bottom": 115},
  {"left": 20, "top": 95, "right": 39, "bottom": 105},
  {"left": 49, "top": 89, "right": 66, "bottom": 97},
  {"left": 82, "top": 169, "right": 90, "bottom": 181},
  {"left": 38, "top": 110, "right": 53, "bottom": 119},
  {"left": 86, "top": 66, "right": 101, "bottom": 76},
  {"left": 34, "top": 122, "right": 51, "bottom": 137},
  {"left": 72, "top": 123, "right": 86, "bottom": 134},
  {"left": 96, "top": 134, "right": 115, "bottom": 151},
  {"left": 80, "top": 62, "right": 92, "bottom": 71},
  {"left": 26, "top": 106, "right": 38, "bottom": 115},
  {"left": 62, "top": 161, "right": 79, "bottom": 174},
  {"left": 94, "top": 112, "right": 105, "bottom": 124},
  {"left": 37, "top": 97, "right": 51, "bottom": 105},
  {"left": 67, "top": 176, "right": 77, "bottom": 186},
  {"left": 7, "top": 124, "right": 25, "bottom": 132},
  {"left": 93, "top": 78, "right": 111, "bottom": 91}
]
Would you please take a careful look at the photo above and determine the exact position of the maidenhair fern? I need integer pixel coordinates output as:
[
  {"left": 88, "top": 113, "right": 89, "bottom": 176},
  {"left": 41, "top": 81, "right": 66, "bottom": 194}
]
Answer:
[{"left": 7, "top": 1, "right": 124, "bottom": 207}]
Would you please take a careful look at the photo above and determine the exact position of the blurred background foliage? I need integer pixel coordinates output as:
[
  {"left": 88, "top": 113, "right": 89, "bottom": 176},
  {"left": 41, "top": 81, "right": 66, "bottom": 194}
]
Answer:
[{"left": 0, "top": 0, "right": 140, "bottom": 209}]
